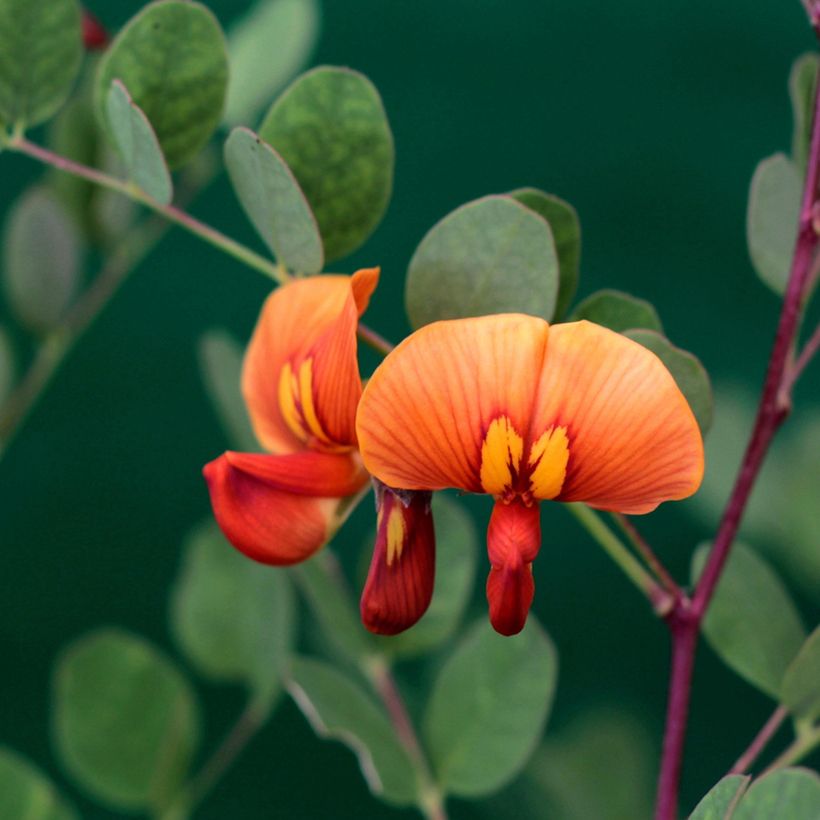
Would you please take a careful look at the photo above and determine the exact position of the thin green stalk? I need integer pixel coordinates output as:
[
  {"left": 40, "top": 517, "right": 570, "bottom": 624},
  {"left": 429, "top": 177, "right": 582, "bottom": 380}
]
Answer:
[
  {"left": 762, "top": 724, "right": 820, "bottom": 774},
  {"left": 566, "top": 503, "right": 674, "bottom": 615}
]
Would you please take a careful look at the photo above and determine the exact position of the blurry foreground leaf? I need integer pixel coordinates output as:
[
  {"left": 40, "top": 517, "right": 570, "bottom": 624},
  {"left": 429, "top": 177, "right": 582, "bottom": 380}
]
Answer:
[
  {"left": 510, "top": 188, "right": 581, "bottom": 319},
  {"left": 53, "top": 629, "right": 200, "bottom": 812},
  {"left": 95, "top": 0, "right": 228, "bottom": 168},
  {"left": 423, "top": 617, "right": 557, "bottom": 797},
  {"left": 198, "top": 328, "right": 258, "bottom": 452},
  {"left": 0, "top": 747, "right": 78, "bottom": 820},
  {"left": 569, "top": 288, "right": 662, "bottom": 333},
  {"left": 0, "top": 325, "right": 14, "bottom": 407},
  {"left": 747, "top": 153, "right": 801, "bottom": 295},
  {"left": 288, "top": 656, "right": 418, "bottom": 805},
  {"left": 0, "top": 0, "right": 82, "bottom": 129},
  {"left": 224, "top": 0, "right": 320, "bottom": 128},
  {"left": 625, "top": 329, "right": 713, "bottom": 434},
  {"left": 106, "top": 80, "right": 172, "bottom": 205},
  {"left": 171, "top": 519, "right": 296, "bottom": 704},
  {"left": 782, "top": 627, "right": 820, "bottom": 725},
  {"left": 526, "top": 707, "right": 655, "bottom": 820},
  {"left": 688, "top": 775, "right": 749, "bottom": 819},
  {"left": 692, "top": 542, "right": 805, "bottom": 698},
  {"left": 260, "top": 66, "right": 394, "bottom": 261},
  {"left": 381, "top": 494, "right": 478, "bottom": 657},
  {"left": 789, "top": 53, "right": 818, "bottom": 172},
  {"left": 406, "top": 195, "right": 559, "bottom": 329},
  {"left": 225, "top": 127, "right": 323, "bottom": 273},
  {"left": 2, "top": 187, "right": 81, "bottom": 333},
  {"left": 732, "top": 768, "right": 820, "bottom": 820}
]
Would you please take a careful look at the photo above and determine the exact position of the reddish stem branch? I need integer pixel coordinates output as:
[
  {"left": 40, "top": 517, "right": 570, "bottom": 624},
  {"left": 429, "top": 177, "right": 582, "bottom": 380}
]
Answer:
[
  {"left": 730, "top": 706, "right": 789, "bottom": 775},
  {"left": 653, "top": 54, "right": 820, "bottom": 820}
]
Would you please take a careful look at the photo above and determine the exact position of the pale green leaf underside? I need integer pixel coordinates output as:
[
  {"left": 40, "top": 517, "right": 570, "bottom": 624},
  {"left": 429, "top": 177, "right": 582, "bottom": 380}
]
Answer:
[
  {"left": 781, "top": 626, "right": 820, "bottom": 724},
  {"left": 732, "top": 768, "right": 820, "bottom": 820},
  {"left": 106, "top": 80, "right": 173, "bottom": 205},
  {"left": 569, "top": 288, "right": 662, "bottom": 333},
  {"left": 225, "top": 127, "right": 323, "bottom": 273},
  {"left": 406, "top": 195, "right": 559, "bottom": 330},
  {"left": 0, "top": 747, "right": 78, "bottom": 820}
]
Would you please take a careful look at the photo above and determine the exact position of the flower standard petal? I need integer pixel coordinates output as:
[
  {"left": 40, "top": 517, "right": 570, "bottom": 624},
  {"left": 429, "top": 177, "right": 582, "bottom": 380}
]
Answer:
[
  {"left": 530, "top": 321, "right": 704, "bottom": 513},
  {"left": 203, "top": 451, "right": 369, "bottom": 565},
  {"left": 357, "top": 314, "right": 548, "bottom": 492},
  {"left": 243, "top": 268, "right": 379, "bottom": 453},
  {"left": 360, "top": 482, "right": 436, "bottom": 635}
]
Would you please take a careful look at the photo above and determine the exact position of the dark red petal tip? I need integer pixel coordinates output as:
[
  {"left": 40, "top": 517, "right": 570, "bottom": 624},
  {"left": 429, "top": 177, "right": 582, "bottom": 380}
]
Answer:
[
  {"left": 82, "top": 10, "right": 109, "bottom": 50},
  {"left": 360, "top": 483, "right": 436, "bottom": 635}
]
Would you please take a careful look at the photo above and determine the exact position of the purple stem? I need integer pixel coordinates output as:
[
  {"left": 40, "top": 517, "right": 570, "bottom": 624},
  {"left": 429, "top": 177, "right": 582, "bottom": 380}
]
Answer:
[{"left": 653, "top": 51, "right": 820, "bottom": 820}]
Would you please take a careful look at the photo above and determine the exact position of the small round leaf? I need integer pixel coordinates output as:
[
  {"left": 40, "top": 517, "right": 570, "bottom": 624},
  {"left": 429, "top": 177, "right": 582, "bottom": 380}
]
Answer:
[
  {"left": 0, "top": 0, "right": 82, "bottom": 129},
  {"left": 53, "top": 629, "right": 200, "bottom": 812},
  {"left": 688, "top": 775, "right": 750, "bottom": 819},
  {"left": 624, "top": 329, "right": 713, "bottom": 434},
  {"left": 0, "top": 747, "right": 78, "bottom": 820},
  {"left": 789, "top": 54, "right": 818, "bottom": 172},
  {"left": 225, "top": 127, "right": 323, "bottom": 273},
  {"left": 733, "top": 768, "right": 820, "bottom": 820},
  {"left": 0, "top": 324, "right": 15, "bottom": 407},
  {"left": 95, "top": 0, "right": 229, "bottom": 168},
  {"left": 781, "top": 626, "right": 820, "bottom": 724},
  {"left": 2, "top": 187, "right": 82, "bottom": 333},
  {"left": 406, "top": 195, "right": 559, "bottom": 329},
  {"left": 510, "top": 187, "right": 581, "bottom": 320},
  {"left": 569, "top": 288, "right": 662, "bottom": 333},
  {"left": 423, "top": 617, "right": 558, "bottom": 797},
  {"left": 259, "top": 66, "right": 394, "bottom": 261}
]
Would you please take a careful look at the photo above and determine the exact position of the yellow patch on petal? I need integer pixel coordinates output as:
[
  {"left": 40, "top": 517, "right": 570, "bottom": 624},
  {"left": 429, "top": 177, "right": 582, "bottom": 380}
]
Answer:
[
  {"left": 480, "top": 416, "right": 524, "bottom": 495},
  {"left": 528, "top": 425, "right": 570, "bottom": 499},
  {"left": 278, "top": 358, "right": 334, "bottom": 447},
  {"left": 385, "top": 504, "right": 407, "bottom": 566}
]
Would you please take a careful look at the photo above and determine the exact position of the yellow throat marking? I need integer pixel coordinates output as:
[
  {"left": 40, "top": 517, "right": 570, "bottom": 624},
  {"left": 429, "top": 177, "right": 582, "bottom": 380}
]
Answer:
[
  {"left": 381, "top": 504, "right": 407, "bottom": 566},
  {"left": 278, "top": 359, "right": 333, "bottom": 446},
  {"left": 479, "top": 416, "right": 570, "bottom": 499}
]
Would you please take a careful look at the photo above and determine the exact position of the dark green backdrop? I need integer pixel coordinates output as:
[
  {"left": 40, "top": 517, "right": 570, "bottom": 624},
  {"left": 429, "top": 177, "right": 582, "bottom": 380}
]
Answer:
[{"left": 2, "top": 1, "right": 818, "bottom": 817}]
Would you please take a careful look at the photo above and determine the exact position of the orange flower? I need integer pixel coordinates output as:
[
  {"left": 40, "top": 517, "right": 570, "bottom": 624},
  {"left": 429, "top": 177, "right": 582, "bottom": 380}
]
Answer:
[
  {"left": 203, "top": 268, "right": 378, "bottom": 566},
  {"left": 203, "top": 267, "right": 437, "bottom": 636},
  {"left": 356, "top": 315, "right": 704, "bottom": 636}
]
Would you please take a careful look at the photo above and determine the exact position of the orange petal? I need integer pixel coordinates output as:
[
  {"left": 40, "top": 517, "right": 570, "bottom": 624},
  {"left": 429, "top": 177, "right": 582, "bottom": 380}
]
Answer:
[
  {"left": 485, "top": 498, "right": 540, "bottom": 635},
  {"left": 203, "top": 451, "right": 367, "bottom": 564},
  {"left": 357, "top": 314, "right": 548, "bottom": 492},
  {"left": 360, "top": 483, "right": 436, "bottom": 635},
  {"left": 531, "top": 321, "right": 704, "bottom": 513},
  {"left": 243, "top": 268, "right": 379, "bottom": 453}
]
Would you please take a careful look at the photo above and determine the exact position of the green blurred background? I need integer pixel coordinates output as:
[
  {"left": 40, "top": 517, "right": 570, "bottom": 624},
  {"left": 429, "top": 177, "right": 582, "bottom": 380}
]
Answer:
[{"left": 2, "top": 0, "right": 819, "bottom": 817}]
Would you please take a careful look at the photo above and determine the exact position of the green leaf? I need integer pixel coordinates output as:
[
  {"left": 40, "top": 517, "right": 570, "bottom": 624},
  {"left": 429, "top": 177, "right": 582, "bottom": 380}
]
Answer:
[
  {"left": 287, "top": 656, "right": 418, "bottom": 806},
  {"left": 259, "top": 66, "right": 394, "bottom": 261},
  {"left": 170, "top": 519, "right": 296, "bottom": 704},
  {"left": 95, "top": 0, "right": 229, "bottom": 169},
  {"left": 223, "top": 0, "right": 320, "bottom": 128},
  {"left": 0, "top": 324, "right": 15, "bottom": 407},
  {"left": 569, "top": 288, "right": 663, "bottom": 333},
  {"left": 0, "top": 747, "right": 78, "bottom": 820},
  {"left": 198, "top": 328, "right": 258, "bottom": 452},
  {"left": 526, "top": 708, "right": 656, "bottom": 820},
  {"left": 747, "top": 153, "right": 801, "bottom": 295},
  {"left": 106, "top": 80, "right": 173, "bottom": 205},
  {"left": 789, "top": 53, "right": 818, "bottom": 172},
  {"left": 53, "top": 628, "right": 200, "bottom": 812},
  {"left": 624, "top": 329, "right": 714, "bottom": 434},
  {"left": 381, "top": 494, "right": 478, "bottom": 657},
  {"left": 692, "top": 543, "right": 806, "bottom": 698},
  {"left": 225, "top": 127, "right": 323, "bottom": 273},
  {"left": 0, "top": 0, "right": 82, "bottom": 129},
  {"left": 733, "top": 768, "right": 820, "bottom": 820},
  {"left": 688, "top": 775, "right": 750, "bottom": 820},
  {"left": 423, "top": 617, "right": 558, "bottom": 797},
  {"left": 291, "top": 552, "right": 376, "bottom": 665},
  {"left": 510, "top": 188, "right": 581, "bottom": 320},
  {"left": 2, "top": 187, "right": 82, "bottom": 333},
  {"left": 782, "top": 626, "right": 820, "bottom": 724},
  {"left": 405, "top": 195, "right": 559, "bottom": 329}
]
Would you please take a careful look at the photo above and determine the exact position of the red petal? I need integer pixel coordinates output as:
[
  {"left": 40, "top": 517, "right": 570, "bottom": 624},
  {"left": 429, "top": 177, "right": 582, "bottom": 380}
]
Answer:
[
  {"left": 360, "top": 483, "right": 436, "bottom": 635},
  {"left": 82, "top": 10, "right": 108, "bottom": 50},
  {"left": 203, "top": 451, "right": 366, "bottom": 565},
  {"left": 485, "top": 498, "right": 541, "bottom": 635}
]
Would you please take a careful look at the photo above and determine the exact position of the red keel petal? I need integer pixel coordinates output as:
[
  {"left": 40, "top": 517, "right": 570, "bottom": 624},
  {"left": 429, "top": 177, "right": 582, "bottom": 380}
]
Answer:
[
  {"left": 360, "top": 483, "right": 436, "bottom": 635},
  {"left": 485, "top": 498, "right": 541, "bottom": 635}
]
